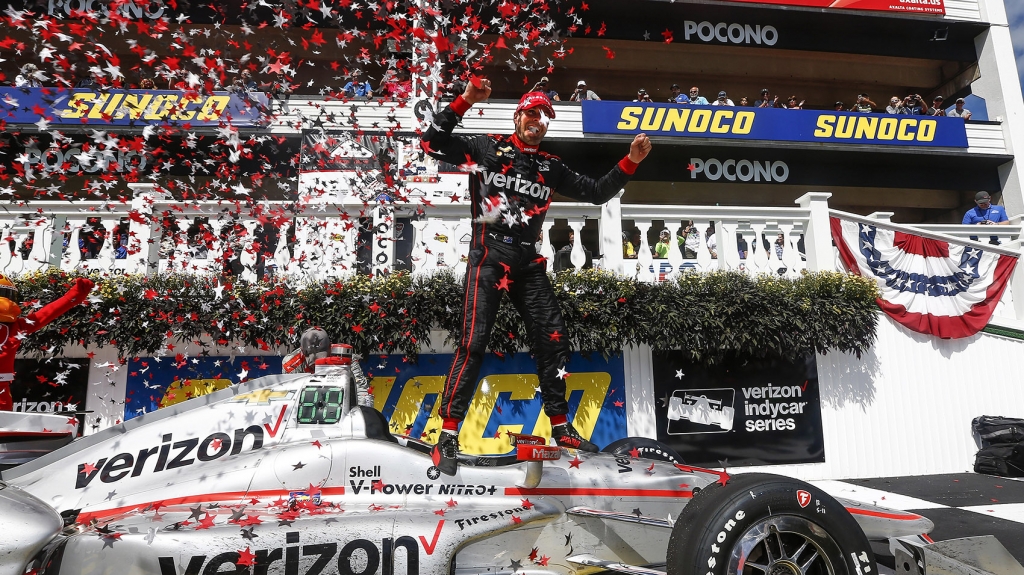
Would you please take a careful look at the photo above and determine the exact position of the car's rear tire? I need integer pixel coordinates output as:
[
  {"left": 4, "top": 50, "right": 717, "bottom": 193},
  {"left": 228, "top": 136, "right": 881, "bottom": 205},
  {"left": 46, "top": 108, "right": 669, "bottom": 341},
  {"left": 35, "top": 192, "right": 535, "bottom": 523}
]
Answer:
[
  {"left": 601, "top": 437, "right": 684, "bottom": 464},
  {"left": 666, "top": 473, "right": 876, "bottom": 575}
]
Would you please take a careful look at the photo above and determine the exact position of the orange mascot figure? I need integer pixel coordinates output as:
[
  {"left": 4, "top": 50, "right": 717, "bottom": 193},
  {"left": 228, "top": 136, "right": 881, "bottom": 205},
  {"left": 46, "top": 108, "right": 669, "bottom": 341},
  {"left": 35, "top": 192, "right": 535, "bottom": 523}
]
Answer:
[{"left": 0, "top": 275, "right": 94, "bottom": 411}]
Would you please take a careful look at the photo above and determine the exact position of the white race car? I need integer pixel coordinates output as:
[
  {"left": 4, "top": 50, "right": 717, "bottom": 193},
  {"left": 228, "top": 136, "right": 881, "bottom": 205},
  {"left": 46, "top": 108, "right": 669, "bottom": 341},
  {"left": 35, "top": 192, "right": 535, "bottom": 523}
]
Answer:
[{"left": 0, "top": 368, "right": 1016, "bottom": 575}]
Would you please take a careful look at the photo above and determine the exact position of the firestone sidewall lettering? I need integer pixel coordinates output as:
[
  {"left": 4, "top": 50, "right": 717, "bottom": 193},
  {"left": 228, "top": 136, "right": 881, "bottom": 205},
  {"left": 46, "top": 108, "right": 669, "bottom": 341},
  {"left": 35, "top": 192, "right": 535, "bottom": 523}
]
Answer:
[
  {"left": 704, "top": 509, "right": 746, "bottom": 571},
  {"left": 689, "top": 158, "right": 788, "bottom": 183},
  {"left": 683, "top": 21, "right": 778, "bottom": 46},
  {"left": 581, "top": 102, "right": 969, "bottom": 148}
]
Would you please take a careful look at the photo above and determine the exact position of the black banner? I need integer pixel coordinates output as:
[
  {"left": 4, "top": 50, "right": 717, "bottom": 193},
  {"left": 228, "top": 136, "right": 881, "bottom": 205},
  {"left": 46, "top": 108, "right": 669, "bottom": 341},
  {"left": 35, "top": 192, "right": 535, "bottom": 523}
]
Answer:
[
  {"left": 652, "top": 351, "right": 824, "bottom": 467},
  {"left": 9, "top": 358, "right": 89, "bottom": 415}
]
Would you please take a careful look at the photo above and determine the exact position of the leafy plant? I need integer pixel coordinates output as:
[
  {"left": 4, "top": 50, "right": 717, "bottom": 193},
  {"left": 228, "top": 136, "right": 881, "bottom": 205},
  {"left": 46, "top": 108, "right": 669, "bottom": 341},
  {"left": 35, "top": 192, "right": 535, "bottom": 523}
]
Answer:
[{"left": 13, "top": 268, "right": 879, "bottom": 365}]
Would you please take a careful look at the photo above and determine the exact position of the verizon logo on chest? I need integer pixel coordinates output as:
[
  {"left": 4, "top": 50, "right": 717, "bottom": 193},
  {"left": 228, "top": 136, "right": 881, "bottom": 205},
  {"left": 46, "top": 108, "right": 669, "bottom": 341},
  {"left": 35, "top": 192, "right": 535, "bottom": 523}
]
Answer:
[{"left": 480, "top": 170, "right": 552, "bottom": 201}]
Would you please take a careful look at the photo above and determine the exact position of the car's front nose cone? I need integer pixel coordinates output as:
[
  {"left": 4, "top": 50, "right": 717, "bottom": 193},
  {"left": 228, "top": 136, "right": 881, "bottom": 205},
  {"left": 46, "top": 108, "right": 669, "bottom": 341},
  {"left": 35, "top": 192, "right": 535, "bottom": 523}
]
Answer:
[{"left": 0, "top": 481, "right": 63, "bottom": 575}]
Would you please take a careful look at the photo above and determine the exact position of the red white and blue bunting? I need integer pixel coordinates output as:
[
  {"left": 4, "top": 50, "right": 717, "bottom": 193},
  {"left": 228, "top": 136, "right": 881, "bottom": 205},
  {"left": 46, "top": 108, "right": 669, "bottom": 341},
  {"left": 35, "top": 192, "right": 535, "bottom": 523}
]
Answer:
[{"left": 831, "top": 217, "right": 1018, "bottom": 339}]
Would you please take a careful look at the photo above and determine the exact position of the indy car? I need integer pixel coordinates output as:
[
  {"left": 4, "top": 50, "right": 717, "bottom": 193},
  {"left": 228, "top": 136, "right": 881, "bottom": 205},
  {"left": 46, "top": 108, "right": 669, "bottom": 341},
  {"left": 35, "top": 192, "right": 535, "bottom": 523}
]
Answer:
[{"left": 1, "top": 366, "right": 1020, "bottom": 575}]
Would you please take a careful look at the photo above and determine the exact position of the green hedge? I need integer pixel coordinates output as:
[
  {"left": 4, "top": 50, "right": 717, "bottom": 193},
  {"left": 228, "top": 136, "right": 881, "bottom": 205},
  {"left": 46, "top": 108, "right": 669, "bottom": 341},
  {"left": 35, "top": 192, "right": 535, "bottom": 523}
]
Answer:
[{"left": 14, "top": 268, "right": 879, "bottom": 364}]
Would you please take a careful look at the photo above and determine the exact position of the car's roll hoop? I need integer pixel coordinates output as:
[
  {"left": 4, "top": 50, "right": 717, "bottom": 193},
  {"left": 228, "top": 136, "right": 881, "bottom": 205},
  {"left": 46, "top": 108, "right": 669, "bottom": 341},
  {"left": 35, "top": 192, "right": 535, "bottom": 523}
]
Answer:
[{"left": 509, "top": 433, "right": 559, "bottom": 489}]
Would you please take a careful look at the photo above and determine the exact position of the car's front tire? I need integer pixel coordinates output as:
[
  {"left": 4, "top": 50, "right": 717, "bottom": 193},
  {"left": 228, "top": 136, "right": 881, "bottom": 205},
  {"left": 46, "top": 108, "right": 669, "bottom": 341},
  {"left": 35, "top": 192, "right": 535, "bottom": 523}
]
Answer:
[{"left": 666, "top": 473, "right": 876, "bottom": 575}]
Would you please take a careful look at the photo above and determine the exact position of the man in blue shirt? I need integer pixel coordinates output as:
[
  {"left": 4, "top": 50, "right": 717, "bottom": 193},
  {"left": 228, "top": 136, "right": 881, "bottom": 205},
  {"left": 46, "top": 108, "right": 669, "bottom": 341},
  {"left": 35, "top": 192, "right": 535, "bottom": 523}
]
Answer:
[
  {"left": 669, "top": 84, "right": 689, "bottom": 104},
  {"left": 963, "top": 192, "right": 1009, "bottom": 225},
  {"left": 963, "top": 191, "right": 1009, "bottom": 244},
  {"left": 343, "top": 70, "right": 373, "bottom": 98},
  {"left": 688, "top": 86, "right": 709, "bottom": 105}
]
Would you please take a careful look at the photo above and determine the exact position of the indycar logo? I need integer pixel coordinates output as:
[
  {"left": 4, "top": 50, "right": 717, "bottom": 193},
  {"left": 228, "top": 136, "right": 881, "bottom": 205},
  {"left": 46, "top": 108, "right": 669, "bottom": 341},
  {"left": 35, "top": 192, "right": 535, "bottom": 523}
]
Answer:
[
  {"left": 159, "top": 531, "right": 422, "bottom": 575},
  {"left": 666, "top": 389, "right": 735, "bottom": 434}
]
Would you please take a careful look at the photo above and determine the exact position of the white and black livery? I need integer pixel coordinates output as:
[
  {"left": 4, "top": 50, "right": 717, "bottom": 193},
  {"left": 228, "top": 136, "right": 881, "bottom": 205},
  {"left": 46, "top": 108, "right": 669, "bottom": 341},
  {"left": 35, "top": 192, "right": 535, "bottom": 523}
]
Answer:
[{"left": 0, "top": 364, "right": 1018, "bottom": 575}]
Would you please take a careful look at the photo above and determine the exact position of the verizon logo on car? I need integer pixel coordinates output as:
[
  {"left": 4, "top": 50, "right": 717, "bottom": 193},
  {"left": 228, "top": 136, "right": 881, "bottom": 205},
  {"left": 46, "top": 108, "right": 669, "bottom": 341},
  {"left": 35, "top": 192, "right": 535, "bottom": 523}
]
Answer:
[{"left": 689, "top": 158, "right": 789, "bottom": 183}]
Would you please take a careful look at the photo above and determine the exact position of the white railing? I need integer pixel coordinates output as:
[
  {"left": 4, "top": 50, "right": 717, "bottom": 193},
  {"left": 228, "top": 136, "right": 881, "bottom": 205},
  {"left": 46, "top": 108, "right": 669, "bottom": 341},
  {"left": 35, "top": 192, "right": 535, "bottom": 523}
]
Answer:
[{"left": 3, "top": 185, "right": 1024, "bottom": 324}]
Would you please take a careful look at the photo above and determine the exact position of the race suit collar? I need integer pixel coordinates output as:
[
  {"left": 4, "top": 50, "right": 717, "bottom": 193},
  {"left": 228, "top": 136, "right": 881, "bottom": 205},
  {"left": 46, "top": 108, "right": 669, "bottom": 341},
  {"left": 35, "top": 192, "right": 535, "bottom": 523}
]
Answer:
[{"left": 510, "top": 133, "right": 539, "bottom": 154}]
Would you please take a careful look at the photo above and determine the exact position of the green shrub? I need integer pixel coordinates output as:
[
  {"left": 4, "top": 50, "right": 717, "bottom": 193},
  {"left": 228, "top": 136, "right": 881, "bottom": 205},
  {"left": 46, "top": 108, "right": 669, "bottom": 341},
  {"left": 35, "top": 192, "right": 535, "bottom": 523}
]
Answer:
[{"left": 13, "top": 268, "right": 879, "bottom": 364}]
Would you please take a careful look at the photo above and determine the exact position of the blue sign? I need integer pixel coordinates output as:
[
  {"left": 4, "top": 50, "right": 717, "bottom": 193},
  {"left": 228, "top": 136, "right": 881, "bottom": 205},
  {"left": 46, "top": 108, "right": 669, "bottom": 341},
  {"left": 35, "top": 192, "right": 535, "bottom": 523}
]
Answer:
[
  {"left": 124, "top": 355, "right": 283, "bottom": 420},
  {"left": 0, "top": 87, "right": 268, "bottom": 127},
  {"left": 367, "top": 352, "right": 628, "bottom": 454},
  {"left": 582, "top": 101, "right": 969, "bottom": 148}
]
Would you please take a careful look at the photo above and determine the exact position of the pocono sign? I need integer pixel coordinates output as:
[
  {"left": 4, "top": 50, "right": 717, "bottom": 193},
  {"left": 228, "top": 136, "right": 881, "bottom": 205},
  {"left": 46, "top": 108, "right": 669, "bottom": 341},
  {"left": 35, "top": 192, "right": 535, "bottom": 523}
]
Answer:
[
  {"left": 689, "top": 158, "right": 789, "bottom": 182},
  {"left": 582, "top": 102, "right": 968, "bottom": 148}
]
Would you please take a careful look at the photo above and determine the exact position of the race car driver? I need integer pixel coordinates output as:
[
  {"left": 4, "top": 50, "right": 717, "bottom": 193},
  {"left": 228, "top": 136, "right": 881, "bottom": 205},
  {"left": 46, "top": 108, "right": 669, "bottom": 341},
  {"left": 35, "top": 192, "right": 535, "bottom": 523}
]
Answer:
[{"left": 421, "top": 79, "right": 652, "bottom": 475}]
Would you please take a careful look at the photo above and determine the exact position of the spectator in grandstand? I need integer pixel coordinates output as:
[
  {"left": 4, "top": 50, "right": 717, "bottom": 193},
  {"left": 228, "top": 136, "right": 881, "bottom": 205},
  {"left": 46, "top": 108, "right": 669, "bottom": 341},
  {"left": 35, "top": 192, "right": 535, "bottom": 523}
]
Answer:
[
  {"left": 343, "top": 70, "right": 373, "bottom": 98},
  {"left": 682, "top": 221, "right": 700, "bottom": 259},
  {"left": 963, "top": 192, "right": 1009, "bottom": 226},
  {"left": 738, "top": 96, "right": 750, "bottom": 106},
  {"left": 834, "top": 101, "right": 845, "bottom": 111},
  {"left": 622, "top": 231, "right": 636, "bottom": 259},
  {"left": 755, "top": 88, "right": 778, "bottom": 108},
  {"left": 782, "top": 96, "right": 804, "bottom": 110},
  {"left": 669, "top": 84, "right": 689, "bottom": 104},
  {"left": 688, "top": 86, "right": 709, "bottom": 105},
  {"left": 851, "top": 93, "right": 876, "bottom": 112},
  {"left": 79, "top": 217, "right": 106, "bottom": 259},
  {"left": 230, "top": 69, "right": 257, "bottom": 92},
  {"left": 530, "top": 77, "right": 560, "bottom": 101},
  {"left": 378, "top": 69, "right": 412, "bottom": 100},
  {"left": 18, "top": 236, "right": 33, "bottom": 260},
  {"left": 570, "top": 80, "right": 600, "bottom": 101},
  {"left": 634, "top": 88, "right": 653, "bottom": 102},
  {"left": 554, "top": 230, "right": 592, "bottom": 271},
  {"left": 929, "top": 96, "right": 946, "bottom": 116},
  {"left": 901, "top": 94, "right": 927, "bottom": 115},
  {"left": 15, "top": 64, "right": 42, "bottom": 88},
  {"left": 706, "top": 223, "right": 718, "bottom": 259},
  {"left": 139, "top": 78, "right": 155, "bottom": 89},
  {"left": 713, "top": 91, "right": 734, "bottom": 106},
  {"left": 948, "top": 97, "right": 972, "bottom": 119},
  {"left": 654, "top": 230, "right": 672, "bottom": 258},
  {"left": 886, "top": 96, "right": 905, "bottom": 114}
]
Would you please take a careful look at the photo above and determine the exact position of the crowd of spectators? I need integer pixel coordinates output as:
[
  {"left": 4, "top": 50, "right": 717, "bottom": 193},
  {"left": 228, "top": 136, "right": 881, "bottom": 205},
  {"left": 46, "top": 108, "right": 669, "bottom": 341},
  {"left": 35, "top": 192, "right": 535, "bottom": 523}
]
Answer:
[{"left": 525, "top": 77, "right": 975, "bottom": 119}]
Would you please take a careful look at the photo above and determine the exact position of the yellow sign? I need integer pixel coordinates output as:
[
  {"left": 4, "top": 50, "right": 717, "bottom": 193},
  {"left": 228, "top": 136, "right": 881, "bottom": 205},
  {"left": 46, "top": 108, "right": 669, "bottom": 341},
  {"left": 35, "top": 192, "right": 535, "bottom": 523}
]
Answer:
[
  {"left": 58, "top": 92, "right": 231, "bottom": 122},
  {"left": 159, "top": 378, "right": 233, "bottom": 408},
  {"left": 372, "top": 373, "right": 613, "bottom": 455}
]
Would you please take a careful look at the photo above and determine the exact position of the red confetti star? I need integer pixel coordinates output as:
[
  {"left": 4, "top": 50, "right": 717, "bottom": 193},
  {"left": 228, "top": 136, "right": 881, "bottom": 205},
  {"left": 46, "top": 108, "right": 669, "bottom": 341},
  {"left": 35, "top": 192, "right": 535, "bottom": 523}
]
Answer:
[{"left": 569, "top": 456, "right": 582, "bottom": 468}]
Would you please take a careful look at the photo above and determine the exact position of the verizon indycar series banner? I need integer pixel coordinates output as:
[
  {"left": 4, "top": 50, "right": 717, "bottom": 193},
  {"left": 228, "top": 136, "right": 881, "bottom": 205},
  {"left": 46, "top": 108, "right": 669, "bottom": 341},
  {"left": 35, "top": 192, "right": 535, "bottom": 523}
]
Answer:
[
  {"left": 367, "top": 352, "right": 628, "bottom": 455},
  {"left": 719, "top": 0, "right": 943, "bottom": 15},
  {"left": 0, "top": 87, "right": 269, "bottom": 128},
  {"left": 582, "top": 101, "right": 968, "bottom": 148},
  {"left": 651, "top": 352, "right": 824, "bottom": 467},
  {"left": 831, "top": 217, "right": 1018, "bottom": 339},
  {"left": 9, "top": 358, "right": 89, "bottom": 415}
]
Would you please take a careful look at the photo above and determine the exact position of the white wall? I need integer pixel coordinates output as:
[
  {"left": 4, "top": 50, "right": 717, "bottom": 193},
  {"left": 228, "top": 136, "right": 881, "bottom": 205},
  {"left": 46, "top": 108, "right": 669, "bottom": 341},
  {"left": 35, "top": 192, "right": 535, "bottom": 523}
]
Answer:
[{"left": 740, "top": 313, "right": 1024, "bottom": 480}]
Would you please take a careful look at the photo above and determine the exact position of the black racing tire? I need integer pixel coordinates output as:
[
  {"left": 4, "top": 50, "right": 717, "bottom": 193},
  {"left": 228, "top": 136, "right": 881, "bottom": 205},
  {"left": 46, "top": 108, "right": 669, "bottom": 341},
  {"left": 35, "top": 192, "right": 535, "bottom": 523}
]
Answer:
[
  {"left": 601, "top": 437, "right": 685, "bottom": 465},
  {"left": 666, "top": 473, "right": 876, "bottom": 575}
]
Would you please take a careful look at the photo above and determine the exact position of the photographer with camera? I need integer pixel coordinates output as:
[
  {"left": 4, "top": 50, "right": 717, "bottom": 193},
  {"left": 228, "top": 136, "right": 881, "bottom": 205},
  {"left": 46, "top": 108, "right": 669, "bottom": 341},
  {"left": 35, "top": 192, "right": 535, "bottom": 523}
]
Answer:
[
  {"left": 530, "top": 76, "right": 560, "bottom": 101},
  {"left": 902, "top": 94, "right": 927, "bottom": 115},
  {"left": 569, "top": 80, "right": 600, "bottom": 101},
  {"left": 634, "top": 88, "right": 652, "bottom": 102},
  {"left": 851, "top": 93, "right": 876, "bottom": 113}
]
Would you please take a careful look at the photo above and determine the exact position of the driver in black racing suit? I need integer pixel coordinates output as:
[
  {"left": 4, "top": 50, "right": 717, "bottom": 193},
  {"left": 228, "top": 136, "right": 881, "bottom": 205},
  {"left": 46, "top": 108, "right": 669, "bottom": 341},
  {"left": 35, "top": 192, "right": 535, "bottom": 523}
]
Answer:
[{"left": 422, "top": 78, "right": 653, "bottom": 475}]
